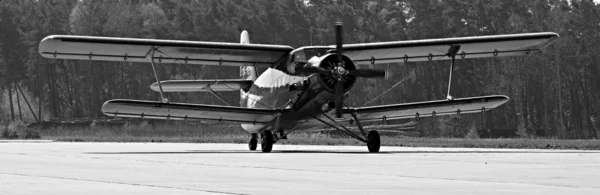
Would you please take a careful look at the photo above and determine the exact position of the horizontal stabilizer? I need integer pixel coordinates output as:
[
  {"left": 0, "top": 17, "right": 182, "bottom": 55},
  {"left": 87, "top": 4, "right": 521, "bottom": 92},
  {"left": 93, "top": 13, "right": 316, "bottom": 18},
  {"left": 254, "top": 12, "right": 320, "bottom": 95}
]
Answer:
[
  {"left": 102, "top": 99, "right": 277, "bottom": 123},
  {"left": 344, "top": 95, "right": 509, "bottom": 122},
  {"left": 150, "top": 80, "right": 253, "bottom": 92}
]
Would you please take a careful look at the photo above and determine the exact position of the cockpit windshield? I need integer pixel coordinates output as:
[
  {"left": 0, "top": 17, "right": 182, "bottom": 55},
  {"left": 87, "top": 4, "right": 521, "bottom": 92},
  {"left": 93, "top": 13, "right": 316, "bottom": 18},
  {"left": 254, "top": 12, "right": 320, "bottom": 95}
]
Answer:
[
  {"left": 303, "top": 47, "right": 329, "bottom": 60},
  {"left": 290, "top": 46, "right": 331, "bottom": 64},
  {"left": 280, "top": 46, "right": 332, "bottom": 73}
]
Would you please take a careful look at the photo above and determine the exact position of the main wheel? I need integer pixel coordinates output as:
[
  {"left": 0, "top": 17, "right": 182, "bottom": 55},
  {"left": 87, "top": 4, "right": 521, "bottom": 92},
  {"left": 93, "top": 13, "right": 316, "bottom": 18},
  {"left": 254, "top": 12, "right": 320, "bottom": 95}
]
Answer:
[
  {"left": 366, "top": 130, "right": 380, "bottom": 153},
  {"left": 261, "top": 130, "right": 273, "bottom": 153},
  {"left": 248, "top": 133, "right": 258, "bottom": 151}
]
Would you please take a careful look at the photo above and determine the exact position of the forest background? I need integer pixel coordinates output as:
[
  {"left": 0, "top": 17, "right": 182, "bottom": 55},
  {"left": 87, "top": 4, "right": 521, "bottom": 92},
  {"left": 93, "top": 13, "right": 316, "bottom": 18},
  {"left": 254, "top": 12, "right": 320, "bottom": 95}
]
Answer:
[{"left": 0, "top": 0, "right": 598, "bottom": 139}]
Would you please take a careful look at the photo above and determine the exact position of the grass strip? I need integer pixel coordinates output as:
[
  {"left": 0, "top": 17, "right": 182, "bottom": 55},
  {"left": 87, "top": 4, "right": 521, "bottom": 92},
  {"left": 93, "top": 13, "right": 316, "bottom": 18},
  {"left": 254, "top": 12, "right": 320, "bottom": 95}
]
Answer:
[
  {"left": 43, "top": 133, "right": 600, "bottom": 150},
  {"left": 4, "top": 124, "right": 595, "bottom": 150}
]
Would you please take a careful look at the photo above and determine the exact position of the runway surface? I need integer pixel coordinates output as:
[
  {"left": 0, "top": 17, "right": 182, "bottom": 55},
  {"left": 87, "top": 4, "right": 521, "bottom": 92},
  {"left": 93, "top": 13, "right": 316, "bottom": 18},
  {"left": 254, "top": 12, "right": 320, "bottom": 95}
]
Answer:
[{"left": 1, "top": 142, "right": 599, "bottom": 195}]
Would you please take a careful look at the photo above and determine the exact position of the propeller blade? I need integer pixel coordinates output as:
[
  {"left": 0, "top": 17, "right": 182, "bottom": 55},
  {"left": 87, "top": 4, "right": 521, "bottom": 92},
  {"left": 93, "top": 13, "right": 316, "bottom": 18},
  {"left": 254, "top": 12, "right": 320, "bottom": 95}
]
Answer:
[
  {"left": 295, "top": 66, "right": 329, "bottom": 75},
  {"left": 334, "top": 22, "right": 344, "bottom": 118},
  {"left": 348, "top": 69, "right": 387, "bottom": 78},
  {"left": 334, "top": 79, "right": 344, "bottom": 118},
  {"left": 335, "top": 22, "right": 343, "bottom": 67}
]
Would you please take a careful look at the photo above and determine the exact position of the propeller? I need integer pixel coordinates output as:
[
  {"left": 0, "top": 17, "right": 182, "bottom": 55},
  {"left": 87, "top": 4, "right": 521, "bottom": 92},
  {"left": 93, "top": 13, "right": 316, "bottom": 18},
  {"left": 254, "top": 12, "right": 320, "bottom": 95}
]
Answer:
[
  {"left": 297, "top": 65, "right": 387, "bottom": 78},
  {"left": 295, "top": 66, "right": 329, "bottom": 75},
  {"left": 332, "top": 22, "right": 391, "bottom": 117},
  {"left": 334, "top": 22, "right": 344, "bottom": 118},
  {"left": 348, "top": 69, "right": 386, "bottom": 78}
]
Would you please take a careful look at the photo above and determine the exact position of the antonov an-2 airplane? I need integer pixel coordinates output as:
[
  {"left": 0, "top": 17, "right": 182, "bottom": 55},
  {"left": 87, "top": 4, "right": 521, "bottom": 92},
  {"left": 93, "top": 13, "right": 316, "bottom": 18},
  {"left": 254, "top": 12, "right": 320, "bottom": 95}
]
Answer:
[{"left": 39, "top": 23, "right": 558, "bottom": 152}]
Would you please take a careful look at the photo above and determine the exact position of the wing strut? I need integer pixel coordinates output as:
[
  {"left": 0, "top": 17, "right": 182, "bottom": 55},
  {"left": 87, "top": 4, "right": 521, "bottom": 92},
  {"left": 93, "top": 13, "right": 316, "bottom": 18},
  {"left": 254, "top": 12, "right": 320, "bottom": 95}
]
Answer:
[
  {"left": 207, "top": 88, "right": 231, "bottom": 106},
  {"left": 350, "top": 111, "right": 367, "bottom": 138},
  {"left": 324, "top": 112, "right": 369, "bottom": 142},
  {"left": 446, "top": 45, "right": 461, "bottom": 100},
  {"left": 313, "top": 115, "right": 367, "bottom": 142},
  {"left": 147, "top": 47, "right": 168, "bottom": 103}
]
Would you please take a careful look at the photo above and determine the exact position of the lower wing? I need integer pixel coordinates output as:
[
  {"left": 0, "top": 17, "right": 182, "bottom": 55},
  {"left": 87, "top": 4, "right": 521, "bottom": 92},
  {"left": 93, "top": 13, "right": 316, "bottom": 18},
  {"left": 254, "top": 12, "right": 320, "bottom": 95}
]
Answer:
[
  {"left": 345, "top": 95, "right": 509, "bottom": 123},
  {"left": 101, "top": 99, "right": 278, "bottom": 124},
  {"left": 296, "top": 95, "right": 509, "bottom": 130}
]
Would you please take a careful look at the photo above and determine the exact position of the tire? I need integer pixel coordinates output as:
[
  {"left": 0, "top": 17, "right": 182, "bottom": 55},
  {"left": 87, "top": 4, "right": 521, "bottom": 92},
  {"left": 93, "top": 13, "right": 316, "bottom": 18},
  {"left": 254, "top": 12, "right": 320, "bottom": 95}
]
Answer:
[
  {"left": 367, "top": 130, "right": 380, "bottom": 153},
  {"left": 248, "top": 133, "right": 258, "bottom": 151},
  {"left": 261, "top": 130, "right": 273, "bottom": 153}
]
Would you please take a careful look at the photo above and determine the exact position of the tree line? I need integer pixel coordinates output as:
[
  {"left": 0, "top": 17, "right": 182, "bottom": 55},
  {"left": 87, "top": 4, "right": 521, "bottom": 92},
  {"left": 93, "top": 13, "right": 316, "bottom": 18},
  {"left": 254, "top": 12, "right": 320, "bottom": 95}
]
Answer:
[{"left": 0, "top": 0, "right": 598, "bottom": 138}]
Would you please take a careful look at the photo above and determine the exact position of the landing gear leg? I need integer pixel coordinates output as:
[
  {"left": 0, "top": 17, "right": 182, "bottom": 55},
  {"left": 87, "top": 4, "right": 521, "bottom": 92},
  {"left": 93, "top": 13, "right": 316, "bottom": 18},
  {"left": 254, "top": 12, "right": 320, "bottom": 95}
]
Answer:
[
  {"left": 351, "top": 112, "right": 380, "bottom": 153},
  {"left": 316, "top": 113, "right": 380, "bottom": 153},
  {"left": 260, "top": 130, "right": 273, "bottom": 152},
  {"left": 248, "top": 133, "right": 257, "bottom": 151},
  {"left": 261, "top": 113, "right": 280, "bottom": 153}
]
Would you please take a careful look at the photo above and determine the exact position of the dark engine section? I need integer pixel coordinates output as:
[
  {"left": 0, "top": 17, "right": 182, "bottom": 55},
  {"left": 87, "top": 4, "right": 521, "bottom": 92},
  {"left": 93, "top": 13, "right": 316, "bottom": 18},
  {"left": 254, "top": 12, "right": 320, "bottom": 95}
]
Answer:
[{"left": 287, "top": 53, "right": 357, "bottom": 93}]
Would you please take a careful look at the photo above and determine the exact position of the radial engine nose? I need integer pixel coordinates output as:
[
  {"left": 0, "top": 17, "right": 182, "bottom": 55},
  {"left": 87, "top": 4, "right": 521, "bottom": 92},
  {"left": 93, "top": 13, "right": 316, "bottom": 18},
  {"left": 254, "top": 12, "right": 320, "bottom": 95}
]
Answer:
[
  {"left": 315, "top": 54, "right": 357, "bottom": 93},
  {"left": 286, "top": 56, "right": 356, "bottom": 92}
]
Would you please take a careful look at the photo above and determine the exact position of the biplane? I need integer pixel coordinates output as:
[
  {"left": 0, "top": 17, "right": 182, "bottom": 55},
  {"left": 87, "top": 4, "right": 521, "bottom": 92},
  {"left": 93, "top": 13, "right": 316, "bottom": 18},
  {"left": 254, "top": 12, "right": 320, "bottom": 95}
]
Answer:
[{"left": 39, "top": 23, "right": 558, "bottom": 152}]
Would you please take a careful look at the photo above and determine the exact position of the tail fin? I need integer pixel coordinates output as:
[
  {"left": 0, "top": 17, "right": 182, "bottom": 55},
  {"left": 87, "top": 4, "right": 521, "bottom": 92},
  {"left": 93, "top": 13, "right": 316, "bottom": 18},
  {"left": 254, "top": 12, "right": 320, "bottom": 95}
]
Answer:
[
  {"left": 239, "top": 30, "right": 257, "bottom": 81},
  {"left": 240, "top": 30, "right": 250, "bottom": 44},
  {"left": 239, "top": 30, "right": 256, "bottom": 107}
]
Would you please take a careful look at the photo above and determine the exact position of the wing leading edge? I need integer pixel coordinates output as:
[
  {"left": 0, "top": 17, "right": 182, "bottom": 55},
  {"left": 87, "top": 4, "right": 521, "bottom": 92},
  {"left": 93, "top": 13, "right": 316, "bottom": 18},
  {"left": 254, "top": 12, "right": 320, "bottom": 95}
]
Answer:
[
  {"left": 339, "top": 32, "right": 558, "bottom": 65},
  {"left": 102, "top": 99, "right": 278, "bottom": 124},
  {"left": 39, "top": 35, "right": 294, "bottom": 66}
]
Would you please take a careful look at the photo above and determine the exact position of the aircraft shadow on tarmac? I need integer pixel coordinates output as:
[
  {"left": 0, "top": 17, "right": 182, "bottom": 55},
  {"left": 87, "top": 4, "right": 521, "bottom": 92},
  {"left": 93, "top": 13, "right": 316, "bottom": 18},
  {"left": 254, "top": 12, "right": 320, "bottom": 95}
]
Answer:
[{"left": 88, "top": 149, "right": 600, "bottom": 155}]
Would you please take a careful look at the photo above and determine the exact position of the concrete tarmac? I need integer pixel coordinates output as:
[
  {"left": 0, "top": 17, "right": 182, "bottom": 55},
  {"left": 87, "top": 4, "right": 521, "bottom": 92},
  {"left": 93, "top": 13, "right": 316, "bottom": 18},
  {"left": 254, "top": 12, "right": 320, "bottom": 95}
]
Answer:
[{"left": 1, "top": 142, "right": 599, "bottom": 195}]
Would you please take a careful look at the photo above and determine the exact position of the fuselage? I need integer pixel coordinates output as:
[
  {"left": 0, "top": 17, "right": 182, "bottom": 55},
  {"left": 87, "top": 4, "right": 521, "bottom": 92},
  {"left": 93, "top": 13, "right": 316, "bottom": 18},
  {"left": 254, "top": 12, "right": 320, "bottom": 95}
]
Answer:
[{"left": 240, "top": 47, "right": 357, "bottom": 133}]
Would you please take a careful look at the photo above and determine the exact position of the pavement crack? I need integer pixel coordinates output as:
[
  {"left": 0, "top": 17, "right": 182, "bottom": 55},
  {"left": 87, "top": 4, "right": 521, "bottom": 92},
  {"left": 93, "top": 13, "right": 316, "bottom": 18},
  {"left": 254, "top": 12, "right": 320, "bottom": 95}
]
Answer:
[
  {"left": 0, "top": 172, "right": 248, "bottom": 195},
  {"left": 160, "top": 159, "right": 600, "bottom": 189},
  {"left": 83, "top": 157, "right": 600, "bottom": 190}
]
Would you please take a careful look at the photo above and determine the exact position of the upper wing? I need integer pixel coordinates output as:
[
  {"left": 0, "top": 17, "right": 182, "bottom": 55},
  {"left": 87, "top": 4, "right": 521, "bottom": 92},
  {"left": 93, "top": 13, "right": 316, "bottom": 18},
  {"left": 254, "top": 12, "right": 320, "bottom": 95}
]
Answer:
[
  {"left": 102, "top": 99, "right": 278, "bottom": 124},
  {"left": 344, "top": 95, "right": 509, "bottom": 123},
  {"left": 39, "top": 35, "right": 294, "bottom": 66},
  {"left": 337, "top": 32, "right": 558, "bottom": 65}
]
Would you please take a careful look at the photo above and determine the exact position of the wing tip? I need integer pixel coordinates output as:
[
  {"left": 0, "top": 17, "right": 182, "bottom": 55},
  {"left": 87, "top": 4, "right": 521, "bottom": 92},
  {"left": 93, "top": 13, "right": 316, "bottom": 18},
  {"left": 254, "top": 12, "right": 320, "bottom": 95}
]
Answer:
[
  {"left": 149, "top": 82, "right": 160, "bottom": 92},
  {"left": 537, "top": 32, "right": 560, "bottom": 49},
  {"left": 547, "top": 32, "right": 560, "bottom": 40},
  {"left": 101, "top": 99, "right": 121, "bottom": 115},
  {"left": 487, "top": 94, "right": 509, "bottom": 100},
  {"left": 488, "top": 95, "right": 510, "bottom": 108},
  {"left": 38, "top": 35, "right": 61, "bottom": 57}
]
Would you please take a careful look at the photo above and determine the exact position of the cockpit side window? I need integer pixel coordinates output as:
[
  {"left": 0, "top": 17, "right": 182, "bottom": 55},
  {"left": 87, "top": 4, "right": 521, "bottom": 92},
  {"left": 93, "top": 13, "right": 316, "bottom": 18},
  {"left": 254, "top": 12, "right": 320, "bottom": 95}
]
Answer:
[
  {"left": 304, "top": 49, "right": 317, "bottom": 59},
  {"left": 292, "top": 51, "right": 307, "bottom": 64},
  {"left": 304, "top": 48, "right": 329, "bottom": 60}
]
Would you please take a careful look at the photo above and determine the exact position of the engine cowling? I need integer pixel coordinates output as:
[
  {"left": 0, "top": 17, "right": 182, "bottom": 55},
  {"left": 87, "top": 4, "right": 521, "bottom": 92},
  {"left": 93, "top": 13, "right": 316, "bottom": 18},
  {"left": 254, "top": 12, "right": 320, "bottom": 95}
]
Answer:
[{"left": 287, "top": 53, "right": 357, "bottom": 93}]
